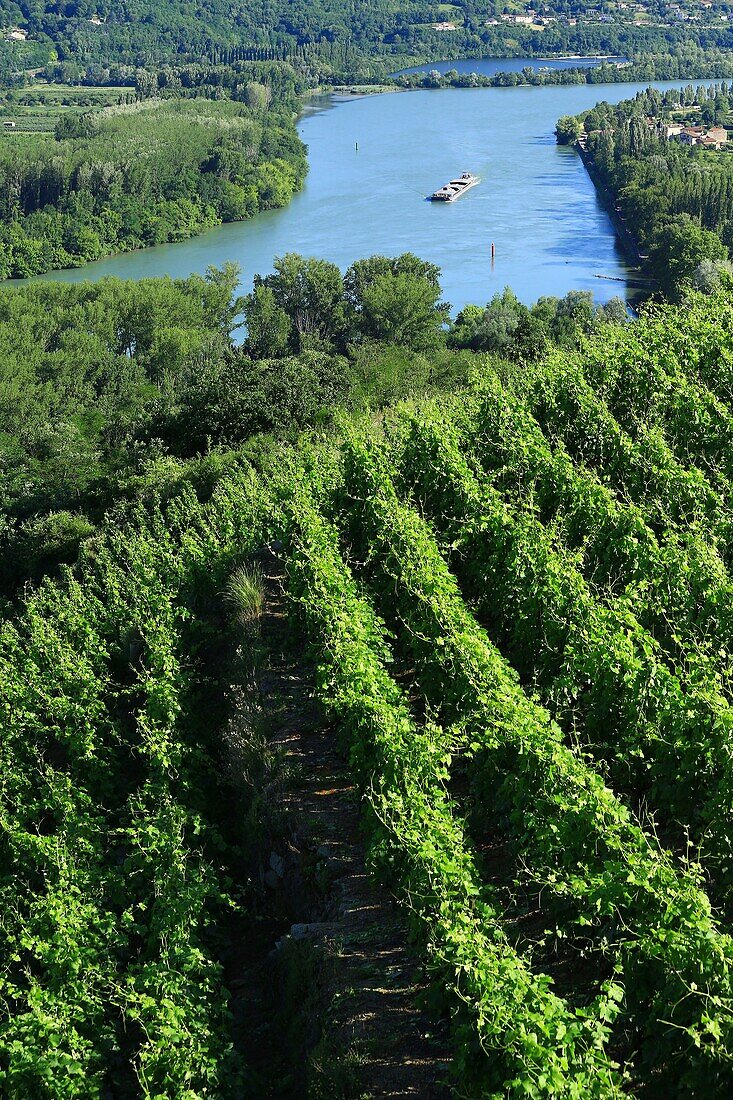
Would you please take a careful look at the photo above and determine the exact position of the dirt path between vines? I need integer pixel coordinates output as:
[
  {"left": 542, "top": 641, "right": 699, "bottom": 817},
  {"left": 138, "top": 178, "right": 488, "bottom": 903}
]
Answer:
[
  {"left": 225, "top": 554, "right": 449, "bottom": 1095},
  {"left": 231, "top": 548, "right": 452, "bottom": 1098}
]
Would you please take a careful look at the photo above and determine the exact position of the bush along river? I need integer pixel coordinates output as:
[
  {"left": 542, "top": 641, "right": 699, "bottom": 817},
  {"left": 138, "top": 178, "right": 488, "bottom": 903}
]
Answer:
[{"left": 22, "top": 71, "right": 715, "bottom": 311}]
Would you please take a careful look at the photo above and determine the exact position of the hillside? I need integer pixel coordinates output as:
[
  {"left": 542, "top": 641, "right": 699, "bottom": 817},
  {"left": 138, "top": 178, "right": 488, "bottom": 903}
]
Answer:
[
  {"left": 5, "top": 279, "right": 733, "bottom": 1093},
  {"left": 1, "top": 0, "right": 733, "bottom": 74}
]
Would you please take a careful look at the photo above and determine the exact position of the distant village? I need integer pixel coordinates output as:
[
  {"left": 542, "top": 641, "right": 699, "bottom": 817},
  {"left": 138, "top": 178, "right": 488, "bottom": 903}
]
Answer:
[
  {"left": 434, "top": 0, "right": 733, "bottom": 32},
  {"left": 662, "top": 122, "right": 729, "bottom": 148},
  {"left": 582, "top": 117, "right": 731, "bottom": 149},
  {"left": 577, "top": 112, "right": 731, "bottom": 153}
]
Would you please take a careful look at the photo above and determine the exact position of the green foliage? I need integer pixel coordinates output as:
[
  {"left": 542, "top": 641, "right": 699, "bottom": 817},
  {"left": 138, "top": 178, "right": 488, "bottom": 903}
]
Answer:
[
  {"left": 329, "top": 431, "right": 733, "bottom": 1092},
  {"left": 165, "top": 348, "right": 351, "bottom": 451},
  {"left": 357, "top": 271, "right": 445, "bottom": 350},
  {"left": 249, "top": 253, "right": 348, "bottom": 353},
  {"left": 571, "top": 82, "right": 733, "bottom": 295},
  {"left": 0, "top": 256, "right": 481, "bottom": 599},
  {"left": 243, "top": 251, "right": 449, "bottom": 357},
  {"left": 555, "top": 114, "right": 583, "bottom": 145},
  {"left": 242, "top": 284, "right": 291, "bottom": 359},
  {"left": 284, "top": 488, "right": 624, "bottom": 1097},
  {"left": 390, "top": 398, "right": 733, "bottom": 911},
  {"left": 448, "top": 287, "right": 610, "bottom": 359},
  {"left": 0, "top": 0, "right": 731, "bottom": 85},
  {"left": 0, "top": 469, "right": 270, "bottom": 1093},
  {"left": 5, "top": 258, "right": 733, "bottom": 1095},
  {"left": 3, "top": 510, "right": 96, "bottom": 587},
  {"left": 0, "top": 98, "right": 307, "bottom": 276},
  {"left": 0, "top": 269, "right": 238, "bottom": 538},
  {"left": 649, "top": 213, "right": 728, "bottom": 296}
]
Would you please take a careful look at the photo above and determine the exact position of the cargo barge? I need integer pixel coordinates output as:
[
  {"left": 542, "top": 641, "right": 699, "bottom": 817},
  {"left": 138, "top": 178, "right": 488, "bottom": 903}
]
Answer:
[{"left": 428, "top": 172, "right": 479, "bottom": 202}]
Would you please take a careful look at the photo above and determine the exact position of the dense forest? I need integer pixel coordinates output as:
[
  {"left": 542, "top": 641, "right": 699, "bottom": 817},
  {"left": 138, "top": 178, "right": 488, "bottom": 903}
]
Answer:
[
  {"left": 557, "top": 81, "right": 733, "bottom": 294},
  {"left": 6, "top": 256, "right": 733, "bottom": 1092},
  {"left": 0, "top": 97, "right": 306, "bottom": 276}
]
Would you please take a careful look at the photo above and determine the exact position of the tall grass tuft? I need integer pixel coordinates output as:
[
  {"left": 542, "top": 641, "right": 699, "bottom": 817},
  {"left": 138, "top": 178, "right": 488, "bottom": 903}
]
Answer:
[{"left": 225, "top": 563, "right": 265, "bottom": 626}]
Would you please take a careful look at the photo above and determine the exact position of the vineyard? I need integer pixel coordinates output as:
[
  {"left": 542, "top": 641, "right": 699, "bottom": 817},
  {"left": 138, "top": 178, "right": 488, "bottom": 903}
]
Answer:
[{"left": 6, "top": 291, "right": 733, "bottom": 1095}]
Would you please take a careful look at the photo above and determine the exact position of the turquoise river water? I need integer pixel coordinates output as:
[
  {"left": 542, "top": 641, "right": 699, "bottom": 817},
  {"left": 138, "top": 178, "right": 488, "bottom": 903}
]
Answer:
[{"left": 25, "top": 73, "right": 710, "bottom": 311}]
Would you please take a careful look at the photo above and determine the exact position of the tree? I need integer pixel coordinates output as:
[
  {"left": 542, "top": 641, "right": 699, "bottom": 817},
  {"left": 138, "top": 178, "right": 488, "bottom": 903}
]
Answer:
[
  {"left": 513, "top": 311, "right": 551, "bottom": 360},
  {"left": 596, "top": 296, "right": 629, "bottom": 324},
  {"left": 244, "top": 82, "right": 271, "bottom": 109},
  {"left": 242, "top": 283, "right": 291, "bottom": 358},
  {"left": 345, "top": 253, "right": 442, "bottom": 311},
  {"left": 583, "top": 103, "right": 613, "bottom": 134},
  {"left": 175, "top": 349, "right": 349, "bottom": 447},
  {"left": 649, "top": 214, "right": 728, "bottom": 297},
  {"left": 358, "top": 272, "right": 446, "bottom": 351},
  {"left": 552, "top": 290, "right": 595, "bottom": 345},
  {"left": 691, "top": 258, "right": 733, "bottom": 295},
  {"left": 555, "top": 115, "right": 583, "bottom": 145},
  {"left": 448, "top": 304, "right": 485, "bottom": 350},
  {"left": 256, "top": 253, "right": 347, "bottom": 351},
  {"left": 449, "top": 288, "right": 528, "bottom": 355}
]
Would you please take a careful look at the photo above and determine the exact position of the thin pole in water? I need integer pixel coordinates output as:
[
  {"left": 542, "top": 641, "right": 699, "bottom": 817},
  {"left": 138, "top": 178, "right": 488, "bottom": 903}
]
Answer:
[{"left": 355, "top": 141, "right": 358, "bottom": 152}]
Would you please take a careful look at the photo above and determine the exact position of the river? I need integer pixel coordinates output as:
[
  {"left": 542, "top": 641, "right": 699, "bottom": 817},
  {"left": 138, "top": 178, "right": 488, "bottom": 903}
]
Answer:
[{"left": 22, "top": 73, "right": 708, "bottom": 311}]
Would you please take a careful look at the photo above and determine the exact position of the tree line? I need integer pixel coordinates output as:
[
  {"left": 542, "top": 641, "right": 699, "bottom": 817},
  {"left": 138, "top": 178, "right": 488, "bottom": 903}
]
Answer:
[
  {"left": 395, "top": 44, "right": 733, "bottom": 92},
  {"left": 558, "top": 82, "right": 733, "bottom": 297}
]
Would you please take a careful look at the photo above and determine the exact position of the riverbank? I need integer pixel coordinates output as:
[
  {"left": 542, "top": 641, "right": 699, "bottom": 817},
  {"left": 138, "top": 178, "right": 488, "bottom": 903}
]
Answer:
[
  {"left": 319, "top": 57, "right": 629, "bottom": 102},
  {"left": 390, "top": 54, "right": 624, "bottom": 76},
  {"left": 3, "top": 62, "right": 723, "bottom": 285},
  {"left": 330, "top": 84, "right": 400, "bottom": 96},
  {"left": 575, "top": 134, "right": 646, "bottom": 268},
  {"left": 386, "top": 50, "right": 733, "bottom": 91},
  {"left": 564, "top": 83, "right": 733, "bottom": 298}
]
